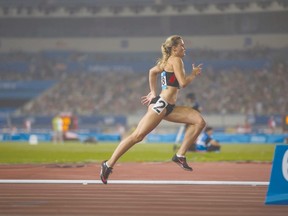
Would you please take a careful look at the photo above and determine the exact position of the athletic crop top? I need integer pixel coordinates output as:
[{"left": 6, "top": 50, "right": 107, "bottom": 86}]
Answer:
[{"left": 161, "top": 71, "right": 180, "bottom": 89}]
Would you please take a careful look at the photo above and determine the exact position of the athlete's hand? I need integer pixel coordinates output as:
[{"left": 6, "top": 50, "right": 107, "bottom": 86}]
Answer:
[
  {"left": 192, "top": 64, "right": 203, "bottom": 76},
  {"left": 141, "top": 92, "right": 156, "bottom": 106}
]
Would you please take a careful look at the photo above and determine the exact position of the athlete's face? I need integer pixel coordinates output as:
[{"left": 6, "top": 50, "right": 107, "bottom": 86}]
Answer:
[{"left": 173, "top": 39, "right": 186, "bottom": 57}]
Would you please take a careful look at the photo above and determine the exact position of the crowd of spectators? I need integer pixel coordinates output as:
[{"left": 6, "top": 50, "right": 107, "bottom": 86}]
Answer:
[
  {"left": 1, "top": 48, "right": 287, "bottom": 116},
  {"left": 16, "top": 72, "right": 149, "bottom": 116},
  {"left": 0, "top": 50, "right": 83, "bottom": 81},
  {"left": 15, "top": 62, "right": 287, "bottom": 116},
  {"left": 186, "top": 62, "right": 287, "bottom": 115}
]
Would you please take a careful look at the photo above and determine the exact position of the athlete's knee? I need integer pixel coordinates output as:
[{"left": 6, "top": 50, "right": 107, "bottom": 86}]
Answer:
[
  {"left": 187, "top": 115, "right": 206, "bottom": 129},
  {"left": 131, "top": 132, "right": 145, "bottom": 143},
  {"left": 198, "top": 117, "right": 206, "bottom": 129}
]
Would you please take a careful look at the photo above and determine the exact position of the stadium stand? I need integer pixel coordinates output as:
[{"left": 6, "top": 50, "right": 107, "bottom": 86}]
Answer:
[
  {"left": 0, "top": 0, "right": 287, "bottom": 135},
  {"left": 14, "top": 60, "right": 286, "bottom": 116},
  {"left": 0, "top": 48, "right": 287, "bottom": 116}
]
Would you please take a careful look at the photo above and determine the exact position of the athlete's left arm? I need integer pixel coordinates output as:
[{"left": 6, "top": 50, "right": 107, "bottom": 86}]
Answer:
[{"left": 173, "top": 57, "right": 202, "bottom": 88}]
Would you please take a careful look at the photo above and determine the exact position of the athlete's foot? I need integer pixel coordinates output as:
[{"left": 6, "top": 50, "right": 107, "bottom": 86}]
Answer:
[
  {"left": 100, "top": 160, "right": 113, "bottom": 184},
  {"left": 172, "top": 154, "right": 193, "bottom": 171}
]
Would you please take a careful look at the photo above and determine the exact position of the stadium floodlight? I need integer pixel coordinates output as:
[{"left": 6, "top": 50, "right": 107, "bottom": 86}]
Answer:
[
  {"left": 277, "top": 0, "right": 288, "bottom": 8},
  {"left": 215, "top": 3, "right": 229, "bottom": 12},
  {"left": 235, "top": 2, "right": 250, "bottom": 10},
  {"left": 151, "top": 5, "right": 166, "bottom": 13},
  {"left": 172, "top": 5, "right": 187, "bottom": 13},
  {"left": 109, "top": 6, "right": 123, "bottom": 15},
  {"left": 130, "top": 5, "right": 145, "bottom": 14},
  {"left": 193, "top": 3, "right": 208, "bottom": 12},
  {"left": 88, "top": 6, "right": 102, "bottom": 15}
]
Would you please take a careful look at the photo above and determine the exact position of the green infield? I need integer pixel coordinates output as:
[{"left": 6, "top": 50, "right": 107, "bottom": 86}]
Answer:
[{"left": 0, "top": 142, "right": 275, "bottom": 164}]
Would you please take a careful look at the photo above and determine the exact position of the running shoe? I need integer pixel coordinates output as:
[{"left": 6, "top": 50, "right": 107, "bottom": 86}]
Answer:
[
  {"left": 172, "top": 154, "right": 193, "bottom": 171},
  {"left": 100, "top": 160, "right": 113, "bottom": 184}
]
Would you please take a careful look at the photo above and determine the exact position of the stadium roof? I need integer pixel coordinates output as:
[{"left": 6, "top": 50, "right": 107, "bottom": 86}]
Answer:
[{"left": 0, "top": 0, "right": 287, "bottom": 17}]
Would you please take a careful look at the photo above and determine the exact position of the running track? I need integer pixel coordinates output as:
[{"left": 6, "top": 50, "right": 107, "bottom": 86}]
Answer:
[{"left": 0, "top": 162, "right": 287, "bottom": 216}]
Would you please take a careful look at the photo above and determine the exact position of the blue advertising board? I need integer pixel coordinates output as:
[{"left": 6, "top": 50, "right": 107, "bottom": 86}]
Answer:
[{"left": 265, "top": 145, "right": 288, "bottom": 205}]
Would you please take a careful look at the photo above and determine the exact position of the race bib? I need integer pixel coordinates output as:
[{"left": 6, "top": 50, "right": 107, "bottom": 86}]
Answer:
[
  {"left": 152, "top": 97, "right": 168, "bottom": 115},
  {"left": 161, "top": 72, "right": 167, "bottom": 90}
]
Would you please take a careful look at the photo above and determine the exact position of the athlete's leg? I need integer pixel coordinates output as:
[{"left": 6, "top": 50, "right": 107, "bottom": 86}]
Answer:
[
  {"left": 164, "top": 106, "right": 206, "bottom": 156},
  {"left": 107, "top": 106, "right": 166, "bottom": 167}
]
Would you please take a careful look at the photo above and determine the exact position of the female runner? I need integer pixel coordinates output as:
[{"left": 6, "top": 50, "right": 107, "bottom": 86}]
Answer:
[{"left": 100, "top": 35, "right": 206, "bottom": 184}]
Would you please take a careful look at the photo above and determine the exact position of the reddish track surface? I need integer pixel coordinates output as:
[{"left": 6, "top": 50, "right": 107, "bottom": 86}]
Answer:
[{"left": 0, "top": 162, "right": 287, "bottom": 216}]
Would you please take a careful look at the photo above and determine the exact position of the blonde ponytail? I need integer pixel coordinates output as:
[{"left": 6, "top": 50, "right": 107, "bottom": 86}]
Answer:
[{"left": 156, "top": 35, "right": 182, "bottom": 69}]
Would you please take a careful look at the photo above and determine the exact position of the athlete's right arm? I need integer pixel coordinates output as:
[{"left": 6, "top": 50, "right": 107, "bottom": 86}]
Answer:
[
  {"left": 149, "top": 65, "right": 162, "bottom": 97},
  {"left": 141, "top": 65, "right": 162, "bottom": 106}
]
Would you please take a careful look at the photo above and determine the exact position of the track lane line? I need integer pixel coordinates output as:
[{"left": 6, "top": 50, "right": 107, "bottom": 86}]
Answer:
[{"left": 0, "top": 179, "right": 269, "bottom": 186}]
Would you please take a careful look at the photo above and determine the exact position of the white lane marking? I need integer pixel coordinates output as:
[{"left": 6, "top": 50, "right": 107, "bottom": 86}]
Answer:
[{"left": 0, "top": 179, "right": 269, "bottom": 186}]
